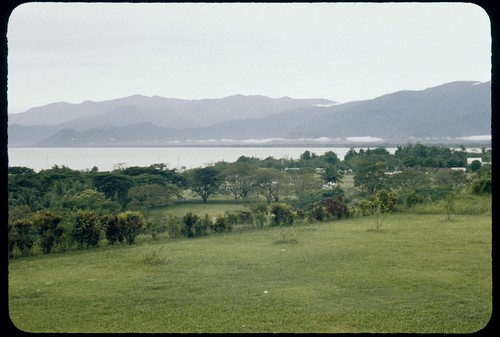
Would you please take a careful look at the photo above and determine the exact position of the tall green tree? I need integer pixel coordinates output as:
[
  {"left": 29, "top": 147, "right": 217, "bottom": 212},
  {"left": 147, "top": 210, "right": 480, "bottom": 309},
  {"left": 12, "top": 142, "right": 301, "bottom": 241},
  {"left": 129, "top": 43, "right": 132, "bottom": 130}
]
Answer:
[
  {"left": 252, "top": 168, "right": 283, "bottom": 204},
  {"left": 128, "top": 184, "right": 179, "bottom": 218},
  {"left": 92, "top": 173, "right": 134, "bottom": 207},
  {"left": 353, "top": 160, "right": 389, "bottom": 194},
  {"left": 185, "top": 167, "right": 220, "bottom": 203},
  {"left": 220, "top": 163, "right": 254, "bottom": 203}
]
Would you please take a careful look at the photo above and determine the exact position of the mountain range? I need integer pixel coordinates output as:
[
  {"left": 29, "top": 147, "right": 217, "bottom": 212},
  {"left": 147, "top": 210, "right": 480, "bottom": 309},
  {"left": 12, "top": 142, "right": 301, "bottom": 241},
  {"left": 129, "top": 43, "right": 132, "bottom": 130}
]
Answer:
[{"left": 7, "top": 81, "right": 491, "bottom": 147}]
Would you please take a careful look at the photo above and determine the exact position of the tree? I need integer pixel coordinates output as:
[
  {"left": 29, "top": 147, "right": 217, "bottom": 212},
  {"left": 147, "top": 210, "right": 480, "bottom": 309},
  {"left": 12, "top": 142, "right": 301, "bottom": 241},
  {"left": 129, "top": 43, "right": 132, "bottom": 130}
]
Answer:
[
  {"left": 128, "top": 184, "right": 179, "bottom": 218},
  {"left": 354, "top": 160, "right": 389, "bottom": 194},
  {"left": 252, "top": 168, "right": 283, "bottom": 204},
  {"left": 286, "top": 168, "right": 321, "bottom": 201},
  {"left": 322, "top": 151, "right": 339, "bottom": 165},
  {"left": 67, "top": 189, "right": 121, "bottom": 215},
  {"left": 220, "top": 163, "right": 254, "bottom": 203},
  {"left": 321, "top": 165, "right": 343, "bottom": 185},
  {"left": 185, "top": 167, "right": 220, "bottom": 203},
  {"left": 470, "top": 160, "right": 482, "bottom": 172},
  {"left": 92, "top": 173, "right": 134, "bottom": 207},
  {"left": 359, "top": 189, "right": 397, "bottom": 229},
  {"left": 470, "top": 165, "right": 491, "bottom": 195},
  {"left": 385, "top": 168, "right": 431, "bottom": 204}
]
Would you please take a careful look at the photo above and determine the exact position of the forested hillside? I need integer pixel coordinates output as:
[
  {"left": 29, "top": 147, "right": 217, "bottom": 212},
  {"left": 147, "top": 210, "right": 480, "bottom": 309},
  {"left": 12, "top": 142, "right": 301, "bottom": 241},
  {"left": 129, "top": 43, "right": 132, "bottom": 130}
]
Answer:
[{"left": 8, "top": 81, "right": 490, "bottom": 146}]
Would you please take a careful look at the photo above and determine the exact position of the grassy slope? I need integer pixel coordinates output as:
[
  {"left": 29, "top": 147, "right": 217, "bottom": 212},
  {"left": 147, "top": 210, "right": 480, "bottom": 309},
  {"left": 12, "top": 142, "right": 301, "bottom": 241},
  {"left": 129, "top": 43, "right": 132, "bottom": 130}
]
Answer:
[{"left": 8, "top": 213, "right": 491, "bottom": 333}]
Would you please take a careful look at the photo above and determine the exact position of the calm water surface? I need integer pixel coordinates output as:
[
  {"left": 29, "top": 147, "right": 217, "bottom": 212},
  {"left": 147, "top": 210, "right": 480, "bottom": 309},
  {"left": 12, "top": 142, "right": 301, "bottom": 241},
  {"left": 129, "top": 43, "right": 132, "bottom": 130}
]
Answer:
[{"left": 8, "top": 147, "right": 396, "bottom": 172}]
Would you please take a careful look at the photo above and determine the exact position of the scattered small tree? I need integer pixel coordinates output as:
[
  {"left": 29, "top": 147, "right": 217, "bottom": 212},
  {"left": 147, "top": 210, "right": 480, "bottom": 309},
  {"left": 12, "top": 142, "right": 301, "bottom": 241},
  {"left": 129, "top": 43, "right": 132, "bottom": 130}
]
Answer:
[
  {"left": 359, "top": 189, "right": 397, "bottom": 229},
  {"left": 469, "top": 160, "right": 482, "bottom": 172},
  {"left": 186, "top": 167, "right": 220, "bottom": 203},
  {"left": 443, "top": 192, "right": 457, "bottom": 222}
]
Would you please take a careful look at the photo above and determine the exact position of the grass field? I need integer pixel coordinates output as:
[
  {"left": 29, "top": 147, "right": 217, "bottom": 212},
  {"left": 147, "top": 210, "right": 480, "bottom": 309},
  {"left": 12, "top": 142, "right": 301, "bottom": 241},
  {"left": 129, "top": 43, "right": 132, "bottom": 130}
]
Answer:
[
  {"left": 8, "top": 213, "right": 491, "bottom": 333},
  {"left": 150, "top": 198, "right": 251, "bottom": 219}
]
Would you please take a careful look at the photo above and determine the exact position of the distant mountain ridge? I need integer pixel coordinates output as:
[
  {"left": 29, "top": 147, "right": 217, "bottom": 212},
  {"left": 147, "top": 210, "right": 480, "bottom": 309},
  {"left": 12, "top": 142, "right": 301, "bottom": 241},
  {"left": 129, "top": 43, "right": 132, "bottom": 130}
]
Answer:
[{"left": 8, "top": 81, "right": 491, "bottom": 147}]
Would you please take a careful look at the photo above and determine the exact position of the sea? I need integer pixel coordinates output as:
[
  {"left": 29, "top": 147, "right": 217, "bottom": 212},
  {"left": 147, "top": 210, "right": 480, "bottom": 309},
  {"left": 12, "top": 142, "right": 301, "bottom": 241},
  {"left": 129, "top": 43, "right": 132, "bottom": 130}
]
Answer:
[{"left": 7, "top": 146, "right": 400, "bottom": 172}]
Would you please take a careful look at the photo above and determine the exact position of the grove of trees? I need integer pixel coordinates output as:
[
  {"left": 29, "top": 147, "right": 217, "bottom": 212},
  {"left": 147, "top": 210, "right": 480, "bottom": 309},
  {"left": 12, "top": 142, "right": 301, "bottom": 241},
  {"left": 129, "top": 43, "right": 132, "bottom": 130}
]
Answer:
[{"left": 8, "top": 144, "right": 491, "bottom": 257}]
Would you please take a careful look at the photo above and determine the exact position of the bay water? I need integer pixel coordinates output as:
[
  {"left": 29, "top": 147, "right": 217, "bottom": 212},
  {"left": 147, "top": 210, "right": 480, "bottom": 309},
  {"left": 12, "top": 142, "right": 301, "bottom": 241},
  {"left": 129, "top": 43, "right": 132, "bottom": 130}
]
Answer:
[{"left": 7, "top": 146, "right": 399, "bottom": 172}]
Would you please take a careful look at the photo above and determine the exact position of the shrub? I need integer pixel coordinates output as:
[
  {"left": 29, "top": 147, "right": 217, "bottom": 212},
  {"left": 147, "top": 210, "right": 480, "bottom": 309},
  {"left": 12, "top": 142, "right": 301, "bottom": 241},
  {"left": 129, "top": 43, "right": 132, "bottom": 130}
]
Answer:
[
  {"left": 32, "top": 211, "right": 64, "bottom": 254},
  {"left": 405, "top": 191, "right": 424, "bottom": 208},
  {"left": 470, "top": 177, "right": 491, "bottom": 195},
  {"left": 212, "top": 215, "right": 232, "bottom": 233},
  {"left": 101, "top": 214, "right": 124, "bottom": 244},
  {"left": 308, "top": 202, "right": 327, "bottom": 222},
  {"left": 269, "top": 203, "right": 296, "bottom": 227},
  {"left": 182, "top": 212, "right": 200, "bottom": 238},
  {"left": 358, "top": 189, "right": 397, "bottom": 229},
  {"left": 118, "top": 211, "right": 146, "bottom": 244},
  {"left": 72, "top": 210, "right": 101, "bottom": 248},
  {"left": 324, "top": 195, "right": 350, "bottom": 219},
  {"left": 224, "top": 211, "right": 240, "bottom": 226},
  {"left": 193, "top": 214, "right": 210, "bottom": 237},
  {"left": 251, "top": 204, "right": 268, "bottom": 228},
  {"left": 165, "top": 216, "right": 184, "bottom": 238},
  {"left": 237, "top": 211, "right": 253, "bottom": 225},
  {"left": 9, "top": 218, "right": 35, "bottom": 256}
]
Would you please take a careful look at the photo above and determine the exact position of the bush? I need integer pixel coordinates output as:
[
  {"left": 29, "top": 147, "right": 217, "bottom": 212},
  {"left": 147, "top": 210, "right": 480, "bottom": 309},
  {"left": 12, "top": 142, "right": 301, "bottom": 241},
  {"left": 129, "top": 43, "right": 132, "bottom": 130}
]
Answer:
[
  {"left": 308, "top": 202, "right": 327, "bottom": 222},
  {"left": 165, "top": 216, "right": 184, "bottom": 238},
  {"left": 72, "top": 210, "right": 101, "bottom": 248},
  {"left": 212, "top": 215, "right": 232, "bottom": 233},
  {"left": 358, "top": 190, "right": 398, "bottom": 229},
  {"left": 9, "top": 218, "right": 35, "bottom": 256},
  {"left": 145, "top": 219, "right": 168, "bottom": 240},
  {"left": 324, "top": 195, "right": 350, "bottom": 219},
  {"left": 237, "top": 211, "right": 253, "bottom": 225},
  {"left": 182, "top": 212, "right": 200, "bottom": 238},
  {"left": 193, "top": 214, "right": 210, "bottom": 237},
  {"left": 224, "top": 211, "right": 240, "bottom": 226},
  {"left": 32, "top": 211, "right": 64, "bottom": 254},
  {"left": 405, "top": 191, "right": 424, "bottom": 208},
  {"left": 101, "top": 214, "right": 124, "bottom": 244},
  {"left": 118, "top": 211, "right": 146, "bottom": 244},
  {"left": 269, "top": 203, "right": 296, "bottom": 227},
  {"left": 251, "top": 204, "right": 268, "bottom": 228}
]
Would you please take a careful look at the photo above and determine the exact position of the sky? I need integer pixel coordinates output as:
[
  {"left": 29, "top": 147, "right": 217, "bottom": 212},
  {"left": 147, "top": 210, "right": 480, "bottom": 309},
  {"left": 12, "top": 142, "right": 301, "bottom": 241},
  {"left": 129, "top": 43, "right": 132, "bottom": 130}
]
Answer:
[{"left": 6, "top": 2, "right": 491, "bottom": 113}]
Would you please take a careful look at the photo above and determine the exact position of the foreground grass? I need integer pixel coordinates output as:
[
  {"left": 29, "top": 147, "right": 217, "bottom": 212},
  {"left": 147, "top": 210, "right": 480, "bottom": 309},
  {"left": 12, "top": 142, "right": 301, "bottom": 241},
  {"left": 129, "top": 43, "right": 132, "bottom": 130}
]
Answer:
[{"left": 8, "top": 213, "right": 491, "bottom": 333}]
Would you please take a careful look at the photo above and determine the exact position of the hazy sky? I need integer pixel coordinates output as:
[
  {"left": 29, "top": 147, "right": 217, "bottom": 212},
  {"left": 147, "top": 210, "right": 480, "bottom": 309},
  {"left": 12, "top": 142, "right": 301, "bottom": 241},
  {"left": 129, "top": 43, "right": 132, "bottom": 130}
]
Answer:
[{"left": 6, "top": 2, "right": 491, "bottom": 113}]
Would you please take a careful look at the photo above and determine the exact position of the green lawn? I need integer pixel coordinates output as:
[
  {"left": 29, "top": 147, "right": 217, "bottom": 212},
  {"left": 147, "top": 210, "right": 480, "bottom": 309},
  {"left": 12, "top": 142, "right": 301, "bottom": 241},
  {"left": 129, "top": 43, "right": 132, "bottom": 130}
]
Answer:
[
  {"left": 150, "top": 198, "right": 251, "bottom": 219},
  {"left": 8, "top": 213, "right": 491, "bottom": 333}
]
